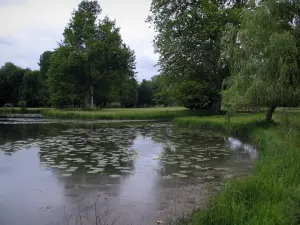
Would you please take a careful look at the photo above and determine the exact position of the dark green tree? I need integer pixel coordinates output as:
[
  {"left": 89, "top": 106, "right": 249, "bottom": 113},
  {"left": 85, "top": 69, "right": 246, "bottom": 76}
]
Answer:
[
  {"left": 147, "top": 0, "right": 250, "bottom": 111},
  {"left": 0, "top": 63, "right": 24, "bottom": 106},
  {"left": 38, "top": 51, "right": 53, "bottom": 106},
  {"left": 21, "top": 70, "right": 40, "bottom": 107},
  {"left": 151, "top": 74, "right": 173, "bottom": 107},
  {"left": 47, "top": 46, "right": 83, "bottom": 108},
  {"left": 120, "top": 78, "right": 138, "bottom": 108},
  {"left": 138, "top": 79, "right": 153, "bottom": 107},
  {"left": 47, "top": 0, "right": 136, "bottom": 108}
]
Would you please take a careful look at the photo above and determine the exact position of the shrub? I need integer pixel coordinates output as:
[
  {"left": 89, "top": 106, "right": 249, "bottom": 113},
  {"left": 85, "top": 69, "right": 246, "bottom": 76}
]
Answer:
[
  {"left": 109, "top": 102, "right": 121, "bottom": 108},
  {"left": 4, "top": 103, "right": 13, "bottom": 108},
  {"left": 17, "top": 101, "right": 27, "bottom": 113}
]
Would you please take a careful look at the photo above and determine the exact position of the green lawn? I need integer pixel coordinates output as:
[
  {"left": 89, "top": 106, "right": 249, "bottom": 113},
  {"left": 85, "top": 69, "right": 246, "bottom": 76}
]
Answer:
[
  {"left": 173, "top": 111, "right": 300, "bottom": 225},
  {"left": 40, "top": 107, "right": 215, "bottom": 120}
]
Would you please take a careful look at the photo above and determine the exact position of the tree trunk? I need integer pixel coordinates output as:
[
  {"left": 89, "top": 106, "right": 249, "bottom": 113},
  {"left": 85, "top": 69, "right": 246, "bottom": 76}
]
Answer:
[
  {"left": 84, "top": 92, "right": 89, "bottom": 109},
  {"left": 211, "top": 97, "right": 222, "bottom": 114},
  {"left": 90, "top": 86, "right": 94, "bottom": 109},
  {"left": 265, "top": 104, "right": 276, "bottom": 122}
]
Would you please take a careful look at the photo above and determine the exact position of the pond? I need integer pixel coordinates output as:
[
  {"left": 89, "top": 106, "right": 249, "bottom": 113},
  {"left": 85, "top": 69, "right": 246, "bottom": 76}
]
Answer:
[{"left": 0, "top": 118, "right": 257, "bottom": 225}]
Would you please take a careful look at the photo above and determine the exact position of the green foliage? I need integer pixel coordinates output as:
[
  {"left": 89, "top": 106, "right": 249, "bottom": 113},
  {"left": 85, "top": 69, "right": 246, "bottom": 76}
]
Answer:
[
  {"left": 120, "top": 78, "right": 138, "bottom": 108},
  {"left": 0, "top": 63, "right": 24, "bottom": 106},
  {"left": 147, "top": 0, "right": 247, "bottom": 110},
  {"left": 137, "top": 79, "right": 153, "bottom": 107},
  {"left": 37, "top": 51, "right": 53, "bottom": 105},
  {"left": 17, "top": 100, "right": 27, "bottom": 112},
  {"left": 21, "top": 70, "right": 41, "bottom": 107},
  {"left": 108, "top": 102, "right": 121, "bottom": 108},
  {"left": 17, "top": 100, "right": 26, "bottom": 108},
  {"left": 223, "top": 0, "right": 300, "bottom": 119},
  {"left": 47, "top": 0, "right": 137, "bottom": 108},
  {"left": 151, "top": 74, "right": 173, "bottom": 107},
  {"left": 175, "top": 80, "right": 219, "bottom": 109}
]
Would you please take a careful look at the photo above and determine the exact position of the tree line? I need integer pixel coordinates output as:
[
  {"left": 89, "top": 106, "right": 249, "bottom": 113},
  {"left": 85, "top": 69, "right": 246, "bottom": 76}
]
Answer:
[
  {"left": 1, "top": 0, "right": 299, "bottom": 120},
  {"left": 0, "top": 0, "right": 168, "bottom": 109},
  {"left": 148, "top": 0, "right": 300, "bottom": 121}
]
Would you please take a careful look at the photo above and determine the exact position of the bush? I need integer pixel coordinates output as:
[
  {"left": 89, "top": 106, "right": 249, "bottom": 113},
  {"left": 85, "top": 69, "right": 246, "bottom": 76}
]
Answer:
[
  {"left": 17, "top": 101, "right": 27, "bottom": 113},
  {"left": 4, "top": 103, "right": 13, "bottom": 108},
  {"left": 109, "top": 102, "right": 121, "bottom": 108},
  {"left": 17, "top": 101, "right": 26, "bottom": 108}
]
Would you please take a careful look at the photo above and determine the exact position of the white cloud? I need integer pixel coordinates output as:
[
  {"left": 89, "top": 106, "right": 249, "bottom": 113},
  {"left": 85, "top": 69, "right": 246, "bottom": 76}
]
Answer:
[{"left": 0, "top": 0, "right": 158, "bottom": 81}]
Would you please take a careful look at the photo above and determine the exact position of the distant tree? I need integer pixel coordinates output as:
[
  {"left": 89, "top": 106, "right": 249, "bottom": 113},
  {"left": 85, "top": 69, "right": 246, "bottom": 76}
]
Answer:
[
  {"left": 0, "top": 62, "right": 24, "bottom": 106},
  {"left": 47, "top": 0, "right": 136, "bottom": 108},
  {"left": 38, "top": 51, "right": 53, "bottom": 106},
  {"left": 21, "top": 70, "right": 40, "bottom": 107},
  {"left": 151, "top": 74, "right": 173, "bottom": 107},
  {"left": 223, "top": 0, "right": 300, "bottom": 122},
  {"left": 120, "top": 78, "right": 138, "bottom": 108},
  {"left": 39, "top": 51, "right": 53, "bottom": 80},
  {"left": 138, "top": 79, "right": 153, "bottom": 107},
  {"left": 47, "top": 46, "right": 82, "bottom": 108}
]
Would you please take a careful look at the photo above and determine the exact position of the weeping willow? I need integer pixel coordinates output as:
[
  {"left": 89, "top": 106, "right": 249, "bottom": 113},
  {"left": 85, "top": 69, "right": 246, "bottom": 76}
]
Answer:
[{"left": 222, "top": 0, "right": 300, "bottom": 121}]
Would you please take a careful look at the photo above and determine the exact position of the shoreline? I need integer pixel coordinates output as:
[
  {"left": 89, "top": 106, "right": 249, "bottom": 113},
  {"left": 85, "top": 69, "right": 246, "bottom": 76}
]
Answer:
[
  {"left": 0, "top": 107, "right": 216, "bottom": 120},
  {"left": 172, "top": 112, "right": 300, "bottom": 224}
]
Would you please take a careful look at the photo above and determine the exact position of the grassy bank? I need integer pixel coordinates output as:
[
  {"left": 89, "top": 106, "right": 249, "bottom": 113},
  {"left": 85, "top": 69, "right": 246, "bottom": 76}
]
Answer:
[
  {"left": 0, "top": 107, "right": 49, "bottom": 115},
  {"left": 173, "top": 111, "right": 300, "bottom": 224},
  {"left": 41, "top": 107, "right": 215, "bottom": 120}
]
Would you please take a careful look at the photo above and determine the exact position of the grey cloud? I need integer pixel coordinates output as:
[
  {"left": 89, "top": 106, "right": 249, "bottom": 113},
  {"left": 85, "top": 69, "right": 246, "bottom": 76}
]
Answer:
[
  {"left": 0, "top": 37, "right": 14, "bottom": 46},
  {"left": 0, "top": 0, "right": 26, "bottom": 6}
]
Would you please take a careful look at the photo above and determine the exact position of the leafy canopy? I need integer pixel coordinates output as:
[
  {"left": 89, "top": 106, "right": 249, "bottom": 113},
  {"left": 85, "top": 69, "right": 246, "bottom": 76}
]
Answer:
[{"left": 223, "top": 0, "right": 300, "bottom": 113}]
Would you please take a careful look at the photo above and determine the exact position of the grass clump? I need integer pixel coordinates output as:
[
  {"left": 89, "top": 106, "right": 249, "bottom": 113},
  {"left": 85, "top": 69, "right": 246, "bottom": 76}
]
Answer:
[{"left": 173, "top": 111, "right": 300, "bottom": 225}]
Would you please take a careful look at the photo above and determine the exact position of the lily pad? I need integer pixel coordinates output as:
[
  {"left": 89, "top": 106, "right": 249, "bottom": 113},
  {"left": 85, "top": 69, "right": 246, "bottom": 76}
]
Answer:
[
  {"left": 62, "top": 174, "right": 72, "bottom": 177},
  {"left": 109, "top": 174, "right": 121, "bottom": 178},
  {"left": 224, "top": 174, "right": 234, "bottom": 179},
  {"left": 172, "top": 173, "right": 188, "bottom": 178}
]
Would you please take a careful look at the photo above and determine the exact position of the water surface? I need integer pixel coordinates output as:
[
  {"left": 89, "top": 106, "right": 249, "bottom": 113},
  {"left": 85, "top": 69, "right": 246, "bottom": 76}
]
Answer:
[{"left": 0, "top": 119, "right": 256, "bottom": 225}]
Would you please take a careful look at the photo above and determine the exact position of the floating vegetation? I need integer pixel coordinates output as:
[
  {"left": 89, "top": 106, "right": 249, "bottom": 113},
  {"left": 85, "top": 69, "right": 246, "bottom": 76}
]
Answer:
[
  {"left": 205, "top": 176, "right": 215, "bottom": 180},
  {"left": 0, "top": 123, "right": 255, "bottom": 182},
  {"left": 109, "top": 174, "right": 121, "bottom": 178},
  {"left": 172, "top": 173, "right": 188, "bottom": 178},
  {"left": 61, "top": 174, "right": 72, "bottom": 177}
]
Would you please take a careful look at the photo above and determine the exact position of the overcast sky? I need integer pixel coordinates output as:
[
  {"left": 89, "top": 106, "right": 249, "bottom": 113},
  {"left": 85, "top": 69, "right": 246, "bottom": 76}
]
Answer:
[{"left": 0, "top": 0, "right": 159, "bottom": 81}]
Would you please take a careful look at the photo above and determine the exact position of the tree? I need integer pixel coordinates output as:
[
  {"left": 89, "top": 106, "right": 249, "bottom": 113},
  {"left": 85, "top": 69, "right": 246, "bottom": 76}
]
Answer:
[
  {"left": 151, "top": 74, "right": 173, "bottom": 107},
  {"left": 138, "top": 79, "right": 153, "bottom": 107},
  {"left": 21, "top": 70, "right": 40, "bottom": 107},
  {"left": 223, "top": 0, "right": 300, "bottom": 122},
  {"left": 148, "top": 0, "right": 250, "bottom": 111},
  {"left": 120, "top": 78, "right": 138, "bottom": 108},
  {"left": 47, "top": 0, "right": 136, "bottom": 108},
  {"left": 47, "top": 46, "right": 83, "bottom": 108},
  {"left": 0, "top": 63, "right": 24, "bottom": 106},
  {"left": 38, "top": 51, "right": 53, "bottom": 106},
  {"left": 39, "top": 51, "right": 53, "bottom": 80}
]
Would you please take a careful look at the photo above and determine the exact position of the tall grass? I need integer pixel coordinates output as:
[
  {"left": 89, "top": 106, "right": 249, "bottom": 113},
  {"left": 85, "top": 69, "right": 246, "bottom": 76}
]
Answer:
[
  {"left": 173, "top": 112, "right": 300, "bottom": 225},
  {"left": 0, "top": 107, "right": 48, "bottom": 115},
  {"left": 41, "top": 107, "right": 215, "bottom": 120}
]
